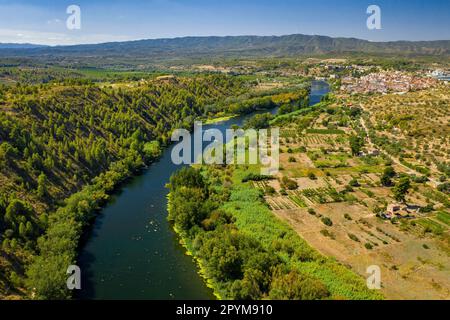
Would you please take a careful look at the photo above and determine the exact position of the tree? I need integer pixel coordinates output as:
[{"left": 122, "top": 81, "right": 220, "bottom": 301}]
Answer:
[
  {"left": 143, "top": 140, "right": 161, "bottom": 161},
  {"left": 392, "top": 177, "right": 411, "bottom": 202},
  {"left": 0, "top": 142, "right": 18, "bottom": 165},
  {"left": 384, "top": 166, "right": 396, "bottom": 178},
  {"left": 380, "top": 166, "right": 396, "bottom": 186},
  {"left": 230, "top": 270, "right": 263, "bottom": 300},
  {"left": 349, "top": 135, "right": 364, "bottom": 156},
  {"left": 168, "top": 187, "right": 207, "bottom": 231},
  {"left": 169, "top": 167, "right": 205, "bottom": 191},
  {"left": 269, "top": 270, "right": 329, "bottom": 300},
  {"left": 198, "top": 232, "right": 243, "bottom": 281},
  {"left": 19, "top": 222, "right": 26, "bottom": 238},
  {"left": 4, "top": 199, "right": 31, "bottom": 228},
  {"left": 26, "top": 254, "right": 74, "bottom": 300},
  {"left": 243, "top": 113, "right": 272, "bottom": 129},
  {"left": 37, "top": 172, "right": 48, "bottom": 198}
]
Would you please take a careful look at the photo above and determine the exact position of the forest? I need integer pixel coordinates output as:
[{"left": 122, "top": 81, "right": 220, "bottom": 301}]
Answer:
[
  {"left": 0, "top": 74, "right": 252, "bottom": 298},
  {"left": 0, "top": 71, "right": 311, "bottom": 299}
]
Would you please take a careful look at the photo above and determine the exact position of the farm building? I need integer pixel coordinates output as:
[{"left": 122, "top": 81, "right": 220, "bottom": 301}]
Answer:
[{"left": 383, "top": 203, "right": 420, "bottom": 219}]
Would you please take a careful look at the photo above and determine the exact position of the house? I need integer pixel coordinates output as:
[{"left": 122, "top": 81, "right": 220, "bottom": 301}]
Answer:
[
  {"left": 359, "top": 148, "right": 379, "bottom": 157},
  {"left": 383, "top": 203, "right": 419, "bottom": 219}
]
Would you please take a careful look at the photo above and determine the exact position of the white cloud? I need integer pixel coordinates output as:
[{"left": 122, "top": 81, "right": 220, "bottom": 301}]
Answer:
[{"left": 0, "top": 28, "right": 134, "bottom": 46}]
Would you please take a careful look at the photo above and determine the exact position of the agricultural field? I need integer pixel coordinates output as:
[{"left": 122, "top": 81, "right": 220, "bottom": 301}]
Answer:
[
  {"left": 359, "top": 86, "right": 450, "bottom": 183},
  {"left": 255, "top": 99, "right": 450, "bottom": 299}
]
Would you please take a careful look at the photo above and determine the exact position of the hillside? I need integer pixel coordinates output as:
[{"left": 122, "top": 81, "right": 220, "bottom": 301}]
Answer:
[
  {"left": 0, "top": 34, "right": 449, "bottom": 67},
  {"left": 0, "top": 75, "right": 250, "bottom": 298}
]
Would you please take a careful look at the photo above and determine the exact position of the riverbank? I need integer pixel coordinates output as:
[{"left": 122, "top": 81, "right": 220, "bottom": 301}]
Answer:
[{"left": 168, "top": 194, "right": 223, "bottom": 300}]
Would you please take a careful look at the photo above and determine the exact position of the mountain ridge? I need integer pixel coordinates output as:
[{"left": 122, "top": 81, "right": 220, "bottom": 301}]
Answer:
[{"left": 1, "top": 34, "right": 449, "bottom": 62}]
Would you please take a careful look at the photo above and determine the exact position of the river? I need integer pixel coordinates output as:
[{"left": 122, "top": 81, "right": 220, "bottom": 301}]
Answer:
[{"left": 77, "top": 80, "right": 330, "bottom": 300}]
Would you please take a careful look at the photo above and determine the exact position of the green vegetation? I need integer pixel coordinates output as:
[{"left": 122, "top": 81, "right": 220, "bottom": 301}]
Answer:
[
  {"left": 349, "top": 135, "right": 364, "bottom": 156},
  {"left": 305, "top": 129, "right": 345, "bottom": 135},
  {"left": 348, "top": 233, "right": 360, "bottom": 242},
  {"left": 321, "top": 217, "right": 333, "bottom": 227},
  {"left": 168, "top": 166, "right": 382, "bottom": 300},
  {"left": 392, "top": 177, "right": 411, "bottom": 202},
  {"left": 0, "top": 74, "right": 252, "bottom": 298},
  {"left": 241, "top": 173, "right": 275, "bottom": 183},
  {"left": 243, "top": 113, "right": 273, "bottom": 130},
  {"left": 435, "top": 211, "right": 450, "bottom": 227},
  {"left": 281, "top": 176, "right": 298, "bottom": 190},
  {"left": 380, "top": 166, "right": 396, "bottom": 187},
  {"left": 416, "top": 218, "right": 445, "bottom": 236},
  {"left": 320, "top": 229, "right": 335, "bottom": 239}
]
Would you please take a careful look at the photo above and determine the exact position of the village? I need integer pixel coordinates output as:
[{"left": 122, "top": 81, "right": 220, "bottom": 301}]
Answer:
[{"left": 339, "top": 71, "right": 439, "bottom": 94}]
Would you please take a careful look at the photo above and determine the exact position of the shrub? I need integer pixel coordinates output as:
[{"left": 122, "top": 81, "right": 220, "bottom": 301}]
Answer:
[
  {"left": 321, "top": 217, "right": 333, "bottom": 227},
  {"left": 281, "top": 176, "right": 298, "bottom": 190},
  {"left": 349, "top": 178, "right": 360, "bottom": 187},
  {"left": 320, "top": 229, "right": 335, "bottom": 239},
  {"left": 265, "top": 186, "right": 276, "bottom": 195},
  {"left": 242, "top": 173, "right": 274, "bottom": 183},
  {"left": 308, "top": 172, "right": 317, "bottom": 180}
]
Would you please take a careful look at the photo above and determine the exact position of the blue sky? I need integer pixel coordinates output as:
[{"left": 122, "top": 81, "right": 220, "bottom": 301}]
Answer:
[{"left": 0, "top": 0, "right": 449, "bottom": 45}]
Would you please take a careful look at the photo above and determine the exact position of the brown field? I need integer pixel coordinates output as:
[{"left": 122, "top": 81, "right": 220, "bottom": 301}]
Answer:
[{"left": 272, "top": 203, "right": 450, "bottom": 299}]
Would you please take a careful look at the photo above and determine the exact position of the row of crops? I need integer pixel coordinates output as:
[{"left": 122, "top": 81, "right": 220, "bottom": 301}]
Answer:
[
  {"left": 252, "top": 180, "right": 270, "bottom": 190},
  {"left": 265, "top": 186, "right": 347, "bottom": 211},
  {"left": 266, "top": 197, "right": 299, "bottom": 210},
  {"left": 287, "top": 190, "right": 308, "bottom": 207},
  {"left": 301, "top": 187, "right": 345, "bottom": 204}
]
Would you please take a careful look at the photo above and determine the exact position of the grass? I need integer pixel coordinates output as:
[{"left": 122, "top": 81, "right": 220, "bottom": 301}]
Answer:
[
  {"left": 283, "top": 167, "right": 325, "bottom": 179},
  {"left": 435, "top": 211, "right": 450, "bottom": 227},
  {"left": 308, "top": 151, "right": 350, "bottom": 168},
  {"left": 416, "top": 218, "right": 445, "bottom": 236}
]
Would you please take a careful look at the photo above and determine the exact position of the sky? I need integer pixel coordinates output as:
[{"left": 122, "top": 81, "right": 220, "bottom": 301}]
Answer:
[{"left": 0, "top": 0, "right": 449, "bottom": 45}]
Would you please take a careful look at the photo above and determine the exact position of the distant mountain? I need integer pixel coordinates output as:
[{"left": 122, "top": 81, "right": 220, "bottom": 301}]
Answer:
[
  {"left": 0, "top": 34, "right": 449, "bottom": 64},
  {"left": 0, "top": 43, "right": 48, "bottom": 49}
]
